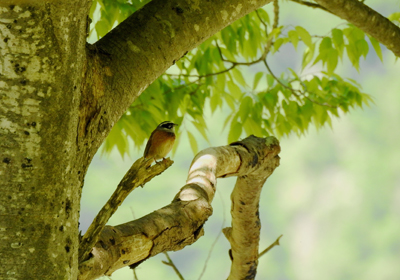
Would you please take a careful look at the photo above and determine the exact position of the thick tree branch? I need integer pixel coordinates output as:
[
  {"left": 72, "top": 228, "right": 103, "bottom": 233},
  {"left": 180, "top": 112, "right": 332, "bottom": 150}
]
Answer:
[
  {"left": 289, "top": 0, "right": 329, "bottom": 12},
  {"left": 78, "top": 135, "right": 280, "bottom": 280},
  {"left": 223, "top": 137, "right": 280, "bottom": 280},
  {"left": 79, "top": 0, "right": 274, "bottom": 162},
  {"left": 313, "top": 0, "right": 400, "bottom": 57}
]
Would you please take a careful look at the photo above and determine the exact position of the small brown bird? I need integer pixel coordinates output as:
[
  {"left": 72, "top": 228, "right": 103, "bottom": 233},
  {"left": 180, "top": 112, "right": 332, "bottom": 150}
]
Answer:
[{"left": 143, "top": 121, "right": 177, "bottom": 163}]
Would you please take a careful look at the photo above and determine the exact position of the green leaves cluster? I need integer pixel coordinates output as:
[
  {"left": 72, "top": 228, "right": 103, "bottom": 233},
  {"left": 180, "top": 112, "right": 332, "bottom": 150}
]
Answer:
[{"left": 91, "top": 0, "right": 381, "bottom": 156}]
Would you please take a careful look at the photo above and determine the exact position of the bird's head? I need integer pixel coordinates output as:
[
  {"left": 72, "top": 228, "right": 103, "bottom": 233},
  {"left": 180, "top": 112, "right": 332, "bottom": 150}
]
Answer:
[{"left": 157, "top": 121, "right": 178, "bottom": 132}]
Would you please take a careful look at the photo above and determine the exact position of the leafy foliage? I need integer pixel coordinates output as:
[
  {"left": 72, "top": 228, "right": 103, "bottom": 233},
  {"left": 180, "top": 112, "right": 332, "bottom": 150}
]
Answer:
[{"left": 89, "top": 0, "right": 381, "bottom": 156}]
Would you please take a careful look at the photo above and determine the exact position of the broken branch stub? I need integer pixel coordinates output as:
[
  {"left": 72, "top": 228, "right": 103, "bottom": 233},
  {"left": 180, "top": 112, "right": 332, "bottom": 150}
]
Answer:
[{"left": 78, "top": 135, "right": 280, "bottom": 280}]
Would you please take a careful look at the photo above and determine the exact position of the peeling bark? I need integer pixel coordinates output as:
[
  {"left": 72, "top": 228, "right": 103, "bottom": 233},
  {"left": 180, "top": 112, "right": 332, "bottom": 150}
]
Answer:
[
  {"left": 223, "top": 137, "right": 280, "bottom": 280},
  {"left": 78, "top": 136, "right": 280, "bottom": 280}
]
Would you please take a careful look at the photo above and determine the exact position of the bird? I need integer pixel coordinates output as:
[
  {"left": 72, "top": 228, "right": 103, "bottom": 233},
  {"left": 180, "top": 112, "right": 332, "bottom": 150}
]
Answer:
[{"left": 143, "top": 121, "right": 177, "bottom": 163}]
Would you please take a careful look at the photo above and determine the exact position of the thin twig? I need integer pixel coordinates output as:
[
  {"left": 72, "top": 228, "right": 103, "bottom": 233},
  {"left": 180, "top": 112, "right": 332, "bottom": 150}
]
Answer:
[
  {"left": 263, "top": 60, "right": 302, "bottom": 100},
  {"left": 133, "top": 268, "right": 139, "bottom": 280},
  {"left": 197, "top": 189, "right": 226, "bottom": 280},
  {"left": 259, "top": 234, "right": 283, "bottom": 258},
  {"left": 263, "top": 59, "right": 338, "bottom": 108},
  {"left": 162, "top": 252, "right": 185, "bottom": 280},
  {"left": 166, "top": 64, "right": 236, "bottom": 79},
  {"left": 161, "top": 80, "right": 204, "bottom": 95},
  {"left": 255, "top": 9, "right": 268, "bottom": 31},
  {"left": 129, "top": 206, "right": 136, "bottom": 220}
]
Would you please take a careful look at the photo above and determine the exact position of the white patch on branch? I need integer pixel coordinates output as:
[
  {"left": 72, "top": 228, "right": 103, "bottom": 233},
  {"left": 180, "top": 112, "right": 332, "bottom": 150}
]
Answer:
[
  {"left": 127, "top": 40, "right": 141, "bottom": 53},
  {"left": 19, "top": 10, "right": 31, "bottom": 18},
  {"left": 221, "top": 10, "right": 228, "bottom": 21},
  {"left": 232, "top": 3, "right": 243, "bottom": 17},
  {"left": 0, "top": 118, "right": 17, "bottom": 133}
]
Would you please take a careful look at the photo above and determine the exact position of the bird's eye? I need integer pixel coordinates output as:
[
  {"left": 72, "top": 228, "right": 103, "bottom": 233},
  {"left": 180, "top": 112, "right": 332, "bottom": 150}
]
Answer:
[{"left": 160, "top": 122, "right": 173, "bottom": 129}]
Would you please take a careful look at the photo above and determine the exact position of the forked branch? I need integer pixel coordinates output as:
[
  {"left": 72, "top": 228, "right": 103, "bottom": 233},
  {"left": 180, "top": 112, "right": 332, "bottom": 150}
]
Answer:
[
  {"left": 223, "top": 137, "right": 280, "bottom": 280},
  {"left": 79, "top": 157, "right": 173, "bottom": 263},
  {"left": 78, "top": 135, "right": 280, "bottom": 280}
]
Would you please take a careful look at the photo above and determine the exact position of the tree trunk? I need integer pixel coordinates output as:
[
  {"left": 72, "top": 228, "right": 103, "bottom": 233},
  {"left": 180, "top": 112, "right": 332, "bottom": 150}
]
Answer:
[{"left": 0, "top": 2, "right": 89, "bottom": 279}]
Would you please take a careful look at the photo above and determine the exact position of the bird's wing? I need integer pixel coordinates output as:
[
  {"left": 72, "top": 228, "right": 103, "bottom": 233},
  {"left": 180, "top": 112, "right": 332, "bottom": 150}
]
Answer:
[{"left": 143, "top": 130, "right": 155, "bottom": 159}]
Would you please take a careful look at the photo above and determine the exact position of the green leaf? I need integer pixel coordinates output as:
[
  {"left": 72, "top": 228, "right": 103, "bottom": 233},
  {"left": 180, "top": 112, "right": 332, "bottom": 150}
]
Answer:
[
  {"left": 253, "top": 72, "right": 264, "bottom": 90},
  {"left": 314, "top": 37, "right": 332, "bottom": 66},
  {"left": 314, "top": 103, "right": 329, "bottom": 127},
  {"left": 187, "top": 131, "right": 198, "bottom": 155},
  {"left": 223, "top": 114, "right": 233, "bottom": 131},
  {"left": 356, "top": 39, "right": 369, "bottom": 58},
  {"left": 95, "top": 18, "right": 112, "bottom": 38},
  {"left": 301, "top": 100, "right": 314, "bottom": 122},
  {"left": 221, "top": 26, "right": 237, "bottom": 54},
  {"left": 332, "top": 28, "right": 344, "bottom": 58},
  {"left": 238, "top": 96, "right": 253, "bottom": 122},
  {"left": 232, "top": 68, "right": 247, "bottom": 87},
  {"left": 368, "top": 36, "right": 383, "bottom": 62},
  {"left": 266, "top": 74, "right": 275, "bottom": 87},
  {"left": 215, "top": 73, "right": 225, "bottom": 91},
  {"left": 227, "top": 80, "right": 243, "bottom": 99},
  {"left": 273, "top": 38, "right": 285, "bottom": 53},
  {"left": 192, "top": 120, "right": 210, "bottom": 144},
  {"left": 244, "top": 116, "right": 263, "bottom": 136},
  {"left": 228, "top": 119, "right": 242, "bottom": 143},
  {"left": 106, "top": 121, "right": 129, "bottom": 158},
  {"left": 225, "top": 93, "right": 236, "bottom": 110},
  {"left": 256, "top": 8, "right": 270, "bottom": 25},
  {"left": 262, "top": 89, "right": 278, "bottom": 110},
  {"left": 210, "top": 90, "right": 221, "bottom": 113},
  {"left": 327, "top": 49, "right": 339, "bottom": 74},
  {"left": 388, "top": 12, "right": 400, "bottom": 22},
  {"left": 295, "top": 26, "right": 312, "bottom": 48},
  {"left": 287, "top": 68, "right": 299, "bottom": 80},
  {"left": 288, "top": 30, "right": 299, "bottom": 50},
  {"left": 302, "top": 47, "right": 314, "bottom": 69},
  {"left": 345, "top": 43, "right": 360, "bottom": 70}
]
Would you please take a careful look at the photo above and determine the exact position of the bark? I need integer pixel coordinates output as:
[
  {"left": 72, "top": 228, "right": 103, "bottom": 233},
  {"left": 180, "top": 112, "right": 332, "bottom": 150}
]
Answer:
[
  {"left": 222, "top": 137, "right": 280, "bottom": 280},
  {"left": 79, "top": 157, "right": 173, "bottom": 263},
  {"left": 1, "top": 0, "right": 399, "bottom": 279},
  {"left": 313, "top": 0, "right": 400, "bottom": 58},
  {"left": 78, "top": 136, "right": 280, "bottom": 280},
  {"left": 1, "top": 1, "right": 277, "bottom": 279},
  {"left": 0, "top": 1, "right": 90, "bottom": 279}
]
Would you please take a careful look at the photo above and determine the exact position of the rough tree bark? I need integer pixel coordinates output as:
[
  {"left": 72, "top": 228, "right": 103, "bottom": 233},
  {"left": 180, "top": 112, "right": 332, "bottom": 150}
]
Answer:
[
  {"left": 0, "top": 1, "right": 90, "bottom": 279},
  {"left": 1, "top": 0, "right": 399, "bottom": 279}
]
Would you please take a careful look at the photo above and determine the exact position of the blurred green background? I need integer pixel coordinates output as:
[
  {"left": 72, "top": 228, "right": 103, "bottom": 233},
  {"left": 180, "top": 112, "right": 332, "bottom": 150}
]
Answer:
[{"left": 81, "top": 1, "right": 400, "bottom": 279}]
